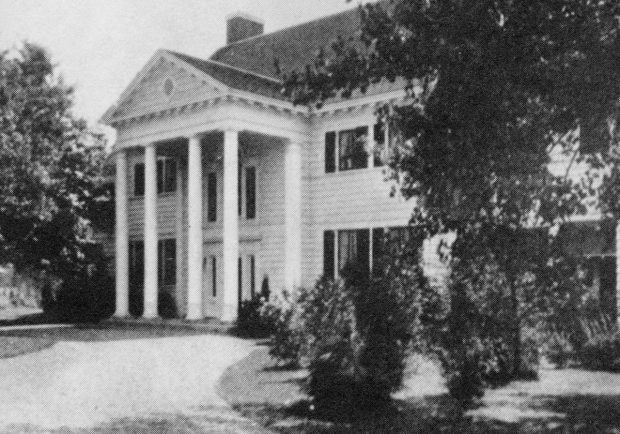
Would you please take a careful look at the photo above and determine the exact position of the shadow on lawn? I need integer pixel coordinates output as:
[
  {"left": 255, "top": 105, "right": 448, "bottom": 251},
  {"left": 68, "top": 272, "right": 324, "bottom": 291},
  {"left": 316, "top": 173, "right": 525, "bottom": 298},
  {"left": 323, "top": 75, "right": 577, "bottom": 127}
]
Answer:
[
  {"left": 235, "top": 393, "right": 620, "bottom": 433},
  {"left": 1, "top": 405, "right": 268, "bottom": 434}
]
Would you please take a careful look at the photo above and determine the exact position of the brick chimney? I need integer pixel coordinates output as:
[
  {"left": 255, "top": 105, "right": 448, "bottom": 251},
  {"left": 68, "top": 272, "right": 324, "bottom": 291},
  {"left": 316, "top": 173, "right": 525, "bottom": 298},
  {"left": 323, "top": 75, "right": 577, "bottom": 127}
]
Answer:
[{"left": 227, "top": 13, "right": 264, "bottom": 44}]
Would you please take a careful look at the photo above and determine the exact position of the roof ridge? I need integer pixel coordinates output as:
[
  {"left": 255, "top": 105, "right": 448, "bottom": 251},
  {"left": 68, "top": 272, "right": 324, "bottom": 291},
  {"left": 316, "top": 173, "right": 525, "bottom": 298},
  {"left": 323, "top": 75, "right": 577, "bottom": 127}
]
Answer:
[
  {"left": 213, "top": 5, "right": 361, "bottom": 51},
  {"left": 166, "top": 50, "right": 283, "bottom": 84}
]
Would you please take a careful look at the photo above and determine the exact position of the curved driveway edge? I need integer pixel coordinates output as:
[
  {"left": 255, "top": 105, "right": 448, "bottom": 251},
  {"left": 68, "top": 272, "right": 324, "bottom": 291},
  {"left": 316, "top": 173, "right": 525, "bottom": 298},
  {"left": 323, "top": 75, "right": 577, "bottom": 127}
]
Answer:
[{"left": 0, "top": 334, "right": 270, "bottom": 433}]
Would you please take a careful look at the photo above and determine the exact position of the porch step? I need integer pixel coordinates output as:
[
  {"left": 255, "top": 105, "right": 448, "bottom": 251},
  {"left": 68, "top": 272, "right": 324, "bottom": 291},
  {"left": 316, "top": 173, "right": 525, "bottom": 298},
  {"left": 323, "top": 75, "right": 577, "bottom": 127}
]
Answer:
[{"left": 102, "top": 316, "right": 234, "bottom": 334}]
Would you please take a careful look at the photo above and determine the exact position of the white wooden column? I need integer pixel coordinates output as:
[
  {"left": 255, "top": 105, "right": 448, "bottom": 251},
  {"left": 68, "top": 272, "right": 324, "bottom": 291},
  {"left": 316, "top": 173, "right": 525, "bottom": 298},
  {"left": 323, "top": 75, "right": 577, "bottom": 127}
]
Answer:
[
  {"left": 284, "top": 140, "right": 302, "bottom": 290},
  {"left": 222, "top": 128, "right": 240, "bottom": 321},
  {"left": 114, "top": 149, "right": 129, "bottom": 317},
  {"left": 186, "top": 135, "right": 204, "bottom": 320},
  {"left": 143, "top": 143, "right": 159, "bottom": 319}
]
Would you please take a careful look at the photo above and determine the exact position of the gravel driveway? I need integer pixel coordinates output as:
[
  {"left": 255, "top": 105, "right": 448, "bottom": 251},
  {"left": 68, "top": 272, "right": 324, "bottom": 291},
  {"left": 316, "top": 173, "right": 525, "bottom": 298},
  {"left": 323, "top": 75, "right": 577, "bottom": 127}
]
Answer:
[{"left": 0, "top": 334, "right": 269, "bottom": 433}]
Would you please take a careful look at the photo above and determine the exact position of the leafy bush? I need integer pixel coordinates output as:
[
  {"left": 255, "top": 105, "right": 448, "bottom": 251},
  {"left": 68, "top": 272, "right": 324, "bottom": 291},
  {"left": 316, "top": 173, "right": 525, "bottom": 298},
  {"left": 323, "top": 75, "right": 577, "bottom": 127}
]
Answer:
[
  {"left": 264, "top": 290, "right": 303, "bottom": 366},
  {"left": 45, "top": 244, "right": 114, "bottom": 322},
  {"left": 299, "top": 261, "right": 428, "bottom": 414},
  {"left": 577, "top": 316, "right": 620, "bottom": 372},
  {"left": 544, "top": 331, "right": 575, "bottom": 368}
]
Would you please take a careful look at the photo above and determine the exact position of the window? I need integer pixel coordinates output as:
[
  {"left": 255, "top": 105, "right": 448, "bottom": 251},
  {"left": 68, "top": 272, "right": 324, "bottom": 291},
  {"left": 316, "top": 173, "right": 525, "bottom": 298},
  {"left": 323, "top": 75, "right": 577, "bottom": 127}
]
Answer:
[
  {"left": 323, "top": 227, "right": 416, "bottom": 280},
  {"left": 133, "top": 158, "right": 176, "bottom": 197},
  {"left": 325, "top": 127, "right": 369, "bottom": 172},
  {"left": 158, "top": 239, "right": 176, "bottom": 286},
  {"left": 129, "top": 240, "right": 144, "bottom": 285},
  {"left": 338, "top": 229, "right": 370, "bottom": 273},
  {"left": 339, "top": 127, "right": 369, "bottom": 171},
  {"left": 157, "top": 158, "right": 177, "bottom": 194},
  {"left": 249, "top": 255, "right": 256, "bottom": 298},
  {"left": 245, "top": 167, "right": 256, "bottom": 220},
  {"left": 211, "top": 256, "right": 217, "bottom": 297},
  {"left": 207, "top": 173, "right": 217, "bottom": 222},
  {"left": 323, "top": 230, "right": 335, "bottom": 279},
  {"left": 134, "top": 164, "right": 145, "bottom": 196}
]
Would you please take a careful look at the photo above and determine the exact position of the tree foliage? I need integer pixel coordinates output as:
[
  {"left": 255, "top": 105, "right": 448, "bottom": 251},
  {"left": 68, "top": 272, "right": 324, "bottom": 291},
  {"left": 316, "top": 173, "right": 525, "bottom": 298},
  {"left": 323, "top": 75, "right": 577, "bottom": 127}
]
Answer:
[
  {"left": 281, "top": 0, "right": 619, "bottom": 401},
  {"left": 0, "top": 43, "right": 111, "bottom": 311}
]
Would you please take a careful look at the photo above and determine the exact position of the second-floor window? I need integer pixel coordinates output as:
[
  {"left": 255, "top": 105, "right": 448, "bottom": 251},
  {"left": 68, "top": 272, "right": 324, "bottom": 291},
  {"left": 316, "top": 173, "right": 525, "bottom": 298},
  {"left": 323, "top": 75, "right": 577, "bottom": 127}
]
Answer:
[
  {"left": 133, "top": 157, "right": 177, "bottom": 197},
  {"left": 157, "top": 158, "right": 176, "bottom": 194},
  {"left": 207, "top": 172, "right": 217, "bottom": 222}
]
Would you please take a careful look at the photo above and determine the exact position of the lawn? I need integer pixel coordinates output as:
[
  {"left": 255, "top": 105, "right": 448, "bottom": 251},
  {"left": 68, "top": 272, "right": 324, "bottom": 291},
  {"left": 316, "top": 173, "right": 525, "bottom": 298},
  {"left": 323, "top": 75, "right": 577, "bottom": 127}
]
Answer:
[
  {"left": 0, "top": 336, "right": 54, "bottom": 359},
  {"left": 219, "top": 346, "right": 620, "bottom": 433}
]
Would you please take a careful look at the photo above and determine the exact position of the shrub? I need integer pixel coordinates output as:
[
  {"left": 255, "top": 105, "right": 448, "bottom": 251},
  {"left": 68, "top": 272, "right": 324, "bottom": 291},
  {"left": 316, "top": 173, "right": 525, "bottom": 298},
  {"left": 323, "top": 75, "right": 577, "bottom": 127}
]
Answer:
[
  {"left": 264, "top": 290, "right": 303, "bottom": 366},
  {"left": 46, "top": 244, "right": 114, "bottom": 322},
  {"left": 299, "top": 261, "right": 428, "bottom": 414},
  {"left": 235, "top": 291, "right": 273, "bottom": 338},
  {"left": 544, "top": 331, "right": 575, "bottom": 369},
  {"left": 577, "top": 316, "right": 620, "bottom": 372}
]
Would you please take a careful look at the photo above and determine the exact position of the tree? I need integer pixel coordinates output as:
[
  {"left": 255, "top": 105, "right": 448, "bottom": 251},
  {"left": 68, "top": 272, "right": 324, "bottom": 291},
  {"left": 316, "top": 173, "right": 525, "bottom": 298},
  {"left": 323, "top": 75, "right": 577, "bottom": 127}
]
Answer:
[
  {"left": 281, "top": 0, "right": 619, "bottom": 401},
  {"left": 0, "top": 43, "right": 112, "bottom": 318}
]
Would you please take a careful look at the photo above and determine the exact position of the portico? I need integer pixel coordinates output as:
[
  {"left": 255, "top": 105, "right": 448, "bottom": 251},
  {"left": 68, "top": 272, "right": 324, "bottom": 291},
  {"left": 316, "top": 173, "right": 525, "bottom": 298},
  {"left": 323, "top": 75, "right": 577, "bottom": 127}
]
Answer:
[{"left": 113, "top": 125, "right": 303, "bottom": 322}]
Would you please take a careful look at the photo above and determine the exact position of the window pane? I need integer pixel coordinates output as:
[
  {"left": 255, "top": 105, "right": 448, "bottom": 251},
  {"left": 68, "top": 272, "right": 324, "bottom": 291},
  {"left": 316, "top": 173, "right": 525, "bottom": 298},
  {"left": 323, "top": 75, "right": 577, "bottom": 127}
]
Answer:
[
  {"left": 325, "top": 132, "right": 336, "bottom": 173},
  {"left": 164, "top": 239, "right": 176, "bottom": 285},
  {"left": 338, "top": 230, "right": 359, "bottom": 272},
  {"left": 134, "top": 164, "right": 145, "bottom": 196},
  {"left": 246, "top": 167, "right": 256, "bottom": 219},
  {"left": 338, "top": 127, "right": 368, "bottom": 171},
  {"left": 323, "top": 231, "right": 335, "bottom": 279},
  {"left": 165, "top": 159, "right": 176, "bottom": 192},
  {"left": 207, "top": 173, "right": 217, "bottom": 222}
]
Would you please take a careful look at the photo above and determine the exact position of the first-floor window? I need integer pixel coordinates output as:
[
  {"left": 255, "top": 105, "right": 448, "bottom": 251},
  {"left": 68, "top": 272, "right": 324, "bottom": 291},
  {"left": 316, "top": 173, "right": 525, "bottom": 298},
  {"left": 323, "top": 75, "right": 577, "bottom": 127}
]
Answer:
[
  {"left": 129, "top": 240, "right": 144, "bottom": 285},
  {"left": 249, "top": 255, "right": 256, "bottom": 298},
  {"left": 158, "top": 239, "right": 176, "bottom": 286},
  {"left": 323, "top": 226, "right": 418, "bottom": 280},
  {"left": 211, "top": 256, "right": 217, "bottom": 297}
]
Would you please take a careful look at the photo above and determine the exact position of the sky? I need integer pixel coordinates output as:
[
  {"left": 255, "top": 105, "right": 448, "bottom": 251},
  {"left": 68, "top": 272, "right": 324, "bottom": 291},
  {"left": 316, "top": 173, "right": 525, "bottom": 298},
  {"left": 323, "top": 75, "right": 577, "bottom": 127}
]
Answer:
[{"left": 0, "top": 0, "right": 367, "bottom": 134}]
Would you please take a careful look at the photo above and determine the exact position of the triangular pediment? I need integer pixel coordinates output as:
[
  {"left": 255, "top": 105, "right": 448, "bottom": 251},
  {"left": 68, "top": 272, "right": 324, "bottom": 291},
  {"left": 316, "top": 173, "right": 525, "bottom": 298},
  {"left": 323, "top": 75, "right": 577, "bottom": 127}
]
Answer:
[{"left": 104, "top": 50, "right": 227, "bottom": 123}]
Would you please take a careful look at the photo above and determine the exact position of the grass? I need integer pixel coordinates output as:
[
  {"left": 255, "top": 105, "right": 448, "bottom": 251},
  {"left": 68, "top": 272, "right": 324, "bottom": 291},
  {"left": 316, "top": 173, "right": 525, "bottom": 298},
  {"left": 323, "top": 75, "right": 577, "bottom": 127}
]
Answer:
[
  {"left": 219, "top": 346, "right": 620, "bottom": 433},
  {"left": 0, "top": 336, "right": 54, "bottom": 359}
]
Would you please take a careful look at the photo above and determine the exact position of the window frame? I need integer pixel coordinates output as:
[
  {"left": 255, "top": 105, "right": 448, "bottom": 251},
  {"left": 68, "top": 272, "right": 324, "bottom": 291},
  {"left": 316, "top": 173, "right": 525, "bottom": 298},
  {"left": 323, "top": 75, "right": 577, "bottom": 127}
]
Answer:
[
  {"left": 324, "top": 122, "right": 390, "bottom": 174},
  {"left": 133, "top": 157, "right": 177, "bottom": 198},
  {"left": 158, "top": 238, "right": 176, "bottom": 286},
  {"left": 207, "top": 172, "right": 218, "bottom": 223}
]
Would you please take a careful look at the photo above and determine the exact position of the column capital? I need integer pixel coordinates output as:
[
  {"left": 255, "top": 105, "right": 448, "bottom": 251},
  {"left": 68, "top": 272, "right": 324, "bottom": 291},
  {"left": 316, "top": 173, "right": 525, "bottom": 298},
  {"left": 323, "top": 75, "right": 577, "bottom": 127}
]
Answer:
[{"left": 187, "top": 132, "right": 205, "bottom": 141}]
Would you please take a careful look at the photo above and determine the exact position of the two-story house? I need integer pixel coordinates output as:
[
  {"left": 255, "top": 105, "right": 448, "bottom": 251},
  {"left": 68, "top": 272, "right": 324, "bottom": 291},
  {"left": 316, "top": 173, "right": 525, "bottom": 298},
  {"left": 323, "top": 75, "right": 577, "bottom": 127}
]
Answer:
[{"left": 104, "top": 6, "right": 613, "bottom": 322}]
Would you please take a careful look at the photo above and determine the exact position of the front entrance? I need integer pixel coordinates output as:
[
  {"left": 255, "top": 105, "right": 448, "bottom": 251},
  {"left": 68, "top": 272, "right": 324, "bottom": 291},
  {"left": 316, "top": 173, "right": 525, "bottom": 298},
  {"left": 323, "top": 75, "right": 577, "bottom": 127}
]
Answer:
[{"left": 203, "top": 241, "right": 259, "bottom": 318}]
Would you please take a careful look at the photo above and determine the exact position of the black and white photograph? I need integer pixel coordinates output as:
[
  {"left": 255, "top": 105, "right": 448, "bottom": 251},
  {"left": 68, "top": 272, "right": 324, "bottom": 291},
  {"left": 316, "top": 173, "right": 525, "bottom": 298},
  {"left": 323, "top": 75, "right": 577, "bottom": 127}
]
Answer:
[{"left": 0, "top": 0, "right": 619, "bottom": 432}]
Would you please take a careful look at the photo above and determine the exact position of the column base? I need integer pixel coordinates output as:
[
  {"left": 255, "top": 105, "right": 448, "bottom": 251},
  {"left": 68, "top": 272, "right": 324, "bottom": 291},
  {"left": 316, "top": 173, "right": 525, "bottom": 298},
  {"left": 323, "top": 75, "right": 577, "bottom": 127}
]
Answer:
[
  {"left": 142, "top": 302, "right": 159, "bottom": 319},
  {"left": 113, "top": 311, "right": 130, "bottom": 319},
  {"left": 186, "top": 303, "right": 203, "bottom": 321},
  {"left": 221, "top": 303, "right": 238, "bottom": 323}
]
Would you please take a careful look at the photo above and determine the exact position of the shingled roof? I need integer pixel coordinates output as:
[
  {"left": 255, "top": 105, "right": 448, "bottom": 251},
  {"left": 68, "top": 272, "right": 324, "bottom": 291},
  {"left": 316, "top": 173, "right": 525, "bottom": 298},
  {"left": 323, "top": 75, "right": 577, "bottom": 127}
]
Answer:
[
  {"left": 210, "top": 8, "right": 363, "bottom": 80},
  {"left": 166, "top": 50, "right": 286, "bottom": 100}
]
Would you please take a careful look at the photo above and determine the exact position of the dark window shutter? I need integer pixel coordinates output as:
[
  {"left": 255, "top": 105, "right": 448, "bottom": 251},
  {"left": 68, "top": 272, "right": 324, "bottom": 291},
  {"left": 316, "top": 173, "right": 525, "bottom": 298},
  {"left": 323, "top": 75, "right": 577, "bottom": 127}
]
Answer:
[
  {"left": 207, "top": 173, "right": 217, "bottom": 222},
  {"left": 325, "top": 131, "right": 336, "bottom": 173},
  {"left": 374, "top": 122, "right": 386, "bottom": 167},
  {"left": 134, "top": 164, "right": 145, "bottom": 196},
  {"left": 245, "top": 167, "right": 256, "bottom": 219},
  {"left": 357, "top": 229, "right": 370, "bottom": 274},
  {"left": 156, "top": 159, "right": 164, "bottom": 194},
  {"left": 323, "top": 230, "right": 335, "bottom": 279},
  {"left": 372, "top": 228, "right": 385, "bottom": 276},
  {"left": 211, "top": 257, "right": 217, "bottom": 297}
]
